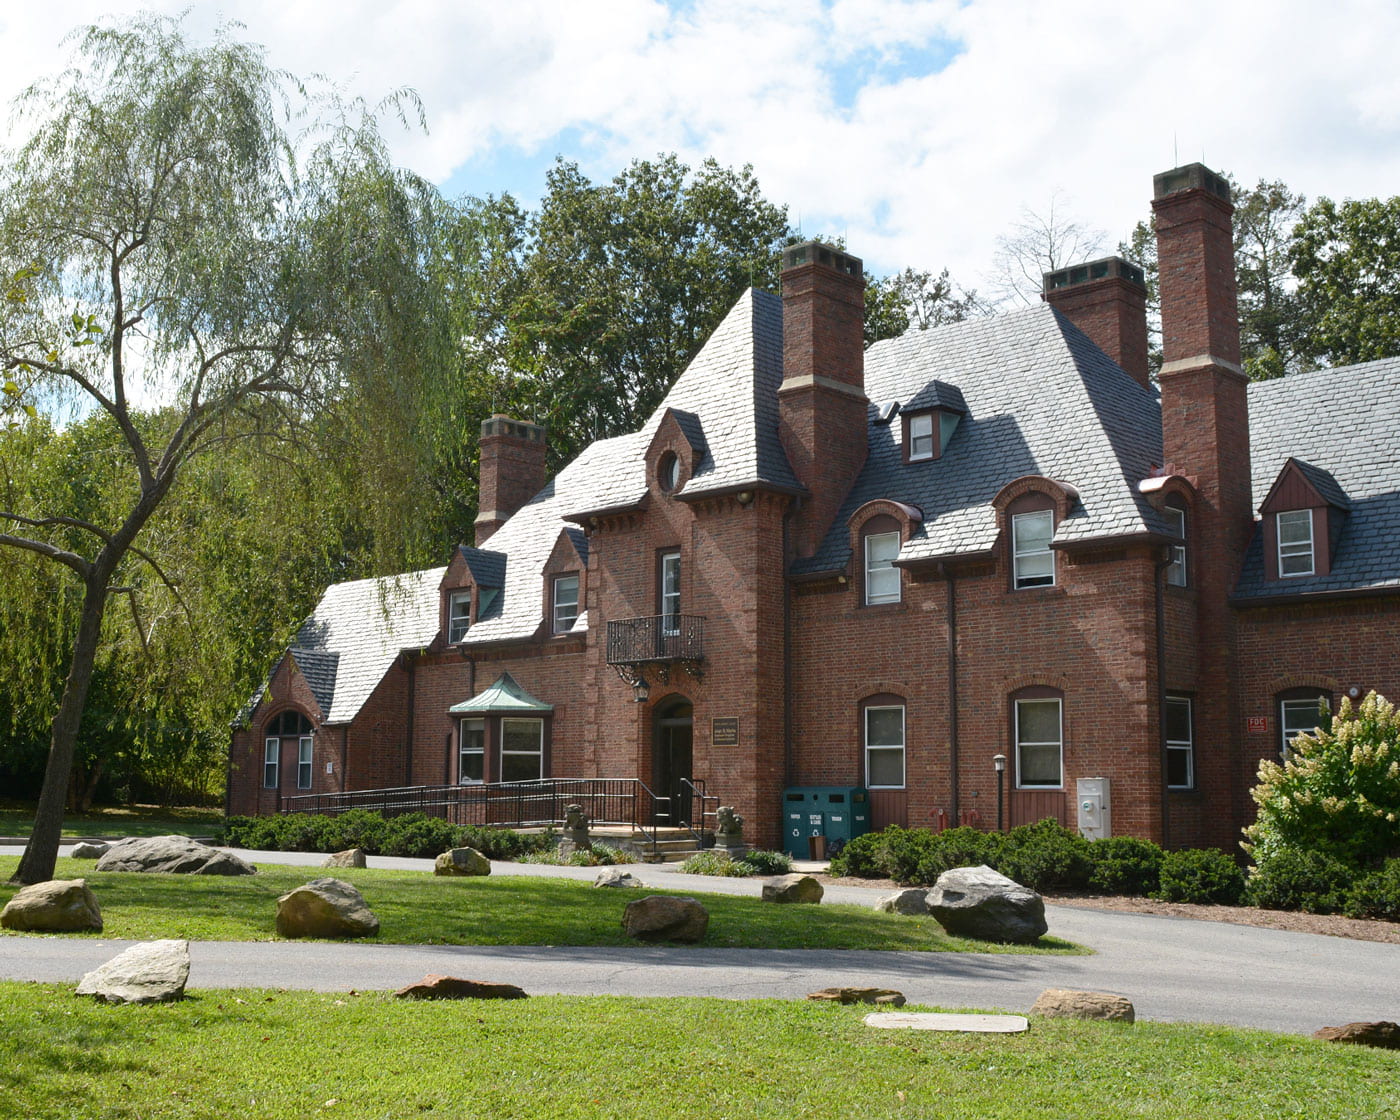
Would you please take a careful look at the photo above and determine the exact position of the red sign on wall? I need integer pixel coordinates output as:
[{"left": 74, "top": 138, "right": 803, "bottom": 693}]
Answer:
[{"left": 1247, "top": 716, "right": 1268, "bottom": 733}]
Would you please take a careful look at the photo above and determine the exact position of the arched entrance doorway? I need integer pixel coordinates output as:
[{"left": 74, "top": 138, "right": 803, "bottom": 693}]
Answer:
[{"left": 652, "top": 697, "right": 693, "bottom": 826}]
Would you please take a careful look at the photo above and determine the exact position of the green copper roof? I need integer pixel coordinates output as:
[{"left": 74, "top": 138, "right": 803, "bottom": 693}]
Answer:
[{"left": 448, "top": 671, "right": 553, "bottom": 714}]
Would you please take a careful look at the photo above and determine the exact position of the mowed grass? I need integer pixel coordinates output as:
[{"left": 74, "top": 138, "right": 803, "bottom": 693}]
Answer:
[
  {"left": 0, "top": 802, "right": 222, "bottom": 839},
  {"left": 2, "top": 984, "right": 1396, "bottom": 1120},
  {"left": 0, "top": 859, "right": 1079, "bottom": 952}
]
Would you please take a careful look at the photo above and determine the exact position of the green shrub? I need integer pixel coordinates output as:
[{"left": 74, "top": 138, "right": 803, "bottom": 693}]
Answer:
[
  {"left": 1087, "top": 836, "right": 1164, "bottom": 895},
  {"left": 739, "top": 849, "right": 793, "bottom": 876},
  {"left": 1244, "top": 691, "right": 1400, "bottom": 871},
  {"left": 455, "top": 825, "right": 554, "bottom": 861},
  {"left": 522, "top": 842, "right": 627, "bottom": 867},
  {"left": 1246, "top": 848, "right": 1353, "bottom": 913},
  {"left": 1154, "top": 848, "right": 1245, "bottom": 904},
  {"left": 378, "top": 813, "right": 463, "bottom": 858},
  {"left": 678, "top": 850, "right": 752, "bottom": 877},
  {"left": 912, "top": 826, "right": 1007, "bottom": 884},
  {"left": 827, "top": 831, "right": 886, "bottom": 878},
  {"left": 1343, "top": 857, "right": 1400, "bottom": 920},
  {"left": 998, "top": 819, "right": 1093, "bottom": 892}
]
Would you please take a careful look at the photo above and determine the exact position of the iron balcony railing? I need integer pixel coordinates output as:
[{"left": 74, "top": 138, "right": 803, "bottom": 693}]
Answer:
[{"left": 605, "top": 613, "right": 704, "bottom": 666}]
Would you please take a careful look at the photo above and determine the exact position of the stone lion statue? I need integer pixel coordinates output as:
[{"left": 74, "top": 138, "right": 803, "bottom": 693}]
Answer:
[
  {"left": 564, "top": 803, "right": 589, "bottom": 832},
  {"left": 716, "top": 805, "right": 743, "bottom": 838}
]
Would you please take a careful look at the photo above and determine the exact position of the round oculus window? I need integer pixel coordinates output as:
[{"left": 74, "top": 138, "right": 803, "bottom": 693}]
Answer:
[{"left": 658, "top": 451, "right": 681, "bottom": 492}]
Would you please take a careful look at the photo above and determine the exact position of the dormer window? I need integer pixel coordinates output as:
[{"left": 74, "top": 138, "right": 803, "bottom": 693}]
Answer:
[
  {"left": 659, "top": 451, "right": 681, "bottom": 493},
  {"left": 448, "top": 591, "right": 472, "bottom": 643},
  {"left": 1012, "top": 509, "right": 1055, "bottom": 588},
  {"left": 1164, "top": 502, "right": 1187, "bottom": 587},
  {"left": 864, "top": 530, "right": 901, "bottom": 605},
  {"left": 907, "top": 413, "right": 934, "bottom": 461},
  {"left": 552, "top": 574, "right": 580, "bottom": 633},
  {"left": 1276, "top": 510, "right": 1314, "bottom": 577}
]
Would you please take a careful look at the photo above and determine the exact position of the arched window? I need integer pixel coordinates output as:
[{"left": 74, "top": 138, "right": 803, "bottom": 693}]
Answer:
[
  {"left": 861, "top": 514, "right": 902, "bottom": 606},
  {"left": 1164, "top": 497, "right": 1188, "bottom": 587},
  {"left": 1008, "top": 493, "right": 1056, "bottom": 589},
  {"left": 264, "top": 711, "right": 314, "bottom": 790},
  {"left": 1277, "top": 688, "right": 1332, "bottom": 758}
]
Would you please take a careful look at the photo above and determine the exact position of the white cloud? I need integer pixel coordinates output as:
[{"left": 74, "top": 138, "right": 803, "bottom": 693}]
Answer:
[{"left": 2, "top": 0, "right": 1398, "bottom": 285}]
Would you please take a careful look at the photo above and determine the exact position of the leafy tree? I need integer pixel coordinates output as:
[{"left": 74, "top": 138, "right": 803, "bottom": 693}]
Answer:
[
  {"left": 1234, "top": 179, "right": 1310, "bottom": 379},
  {"left": 864, "top": 267, "right": 989, "bottom": 346},
  {"left": 1291, "top": 195, "right": 1400, "bottom": 367},
  {"left": 0, "top": 16, "right": 446, "bottom": 884}
]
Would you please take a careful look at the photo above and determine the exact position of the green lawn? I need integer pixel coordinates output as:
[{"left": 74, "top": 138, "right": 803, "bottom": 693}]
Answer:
[
  {"left": 0, "top": 858, "right": 1078, "bottom": 952},
  {"left": 1, "top": 984, "right": 1394, "bottom": 1119},
  {"left": 0, "top": 802, "right": 222, "bottom": 839}
]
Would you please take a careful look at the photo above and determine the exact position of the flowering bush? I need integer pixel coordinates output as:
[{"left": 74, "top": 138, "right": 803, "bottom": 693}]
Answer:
[{"left": 1244, "top": 691, "right": 1400, "bottom": 871}]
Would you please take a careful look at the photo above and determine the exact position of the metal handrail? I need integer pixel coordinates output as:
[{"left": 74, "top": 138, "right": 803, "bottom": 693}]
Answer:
[{"left": 677, "top": 777, "right": 719, "bottom": 849}]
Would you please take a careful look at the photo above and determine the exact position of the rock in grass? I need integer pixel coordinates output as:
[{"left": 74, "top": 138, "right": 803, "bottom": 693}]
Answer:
[
  {"left": 762, "top": 874, "right": 823, "bottom": 904},
  {"left": 69, "top": 841, "right": 110, "bottom": 859},
  {"left": 1031, "top": 988, "right": 1135, "bottom": 1022},
  {"left": 875, "top": 888, "right": 929, "bottom": 915},
  {"left": 594, "top": 867, "right": 642, "bottom": 888},
  {"left": 322, "top": 848, "right": 367, "bottom": 869},
  {"left": 433, "top": 847, "right": 491, "bottom": 876},
  {"left": 808, "top": 987, "right": 906, "bottom": 1007},
  {"left": 394, "top": 975, "right": 528, "bottom": 1000},
  {"left": 276, "top": 877, "right": 379, "bottom": 938},
  {"left": 96, "top": 835, "right": 255, "bottom": 876},
  {"left": 76, "top": 939, "right": 189, "bottom": 1004},
  {"left": 927, "top": 865, "right": 1047, "bottom": 943},
  {"left": 621, "top": 896, "right": 709, "bottom": 942},
  {"left": 1313, "top": 1021, "right": 1400, "bottom": 1049},
  {"left": 1, "top": 879, "right": 102, "bottom": 932}
]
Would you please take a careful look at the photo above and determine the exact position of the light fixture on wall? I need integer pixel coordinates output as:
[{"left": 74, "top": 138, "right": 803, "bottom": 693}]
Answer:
[
  {"left": 993, "top": 754, "right": 1007, "bottom": 832},
  {"left": 632, "top": 677, "right": 650, "bottom": 703}
]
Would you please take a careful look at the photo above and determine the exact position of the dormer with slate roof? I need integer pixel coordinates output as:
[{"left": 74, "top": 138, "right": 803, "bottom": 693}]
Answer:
[
  {"left": 541, "top": 527, "right": 589, "bottom": 637},
  {"left": 896, "top": 379, "right": 967, "bottom": 464},
  {"left": 646, "top": 407, "right": 708, "bottom": 498},
  {"left": 440, "top": 545, "right": 507, "bottom": 645},
  {"left": 1258, "top": 458, "right": 1351, "bottom": 581}
]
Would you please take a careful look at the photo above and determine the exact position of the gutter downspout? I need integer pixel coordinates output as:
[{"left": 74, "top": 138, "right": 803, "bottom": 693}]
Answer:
[
  {"left": 404, "top": 652, "right": 416, "bottom": 788},
  {"left": 1154, "top": 547, "right": 1173, "bottom": 849},
  {"left": 939, "top": 563, "right": 959, "bottom": 825},
  {"left": 782, "top": 497, "right": 800, "bottom": 789}
]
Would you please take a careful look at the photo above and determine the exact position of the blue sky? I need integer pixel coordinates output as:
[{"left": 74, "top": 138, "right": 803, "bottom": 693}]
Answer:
[{"left": 3, "top": 0, "right": 1399, "bottom": 290}]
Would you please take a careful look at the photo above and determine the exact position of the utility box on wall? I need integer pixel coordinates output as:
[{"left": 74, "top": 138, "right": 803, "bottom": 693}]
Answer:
[{"left": 1076, "top": 777, "right": 1111, "bottom": 839}]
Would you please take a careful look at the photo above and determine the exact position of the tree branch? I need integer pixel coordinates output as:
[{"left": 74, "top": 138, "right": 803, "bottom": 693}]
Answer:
[{"left": 0, "top": 531, "right": 92, "bottom": 577}]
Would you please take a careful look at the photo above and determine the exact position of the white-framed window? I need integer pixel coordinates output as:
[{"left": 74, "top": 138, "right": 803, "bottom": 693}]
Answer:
[
  {"left": 1280, "top": 695, "right": 1330, "bottom": 758},
  {"left": 501, "top": 718, "right": 544, "bottom": 783},
  {"left": 1165, "top": 505, "right": 1187, "bottom": 587},
  {"left": 553, "top": 574, "right": 580, "bottom": 633},
  {"left": 660, "top": 551, "right": 681, "bottom": 634},
  {"left": 296, "top": 735, "right": 314, "bottom": 790},
  {"left": 864, "top": 704, "right": 905, "bottom": 789},
  {"left": 1277, "top": 510, "right": 1314, "bottom": 577},
  {"left": 864, "top": 531, "right": 901, "bottom": 605},
  {"left": 908, "top": 412, "right": 935, "bottom": 461},
  {"left": 448, "top": 591, "right": 472, "bottom": 643},
  {"left": 1012, "top": 509, "right": 1055, "bottom": 588},
  {"left": 1015, "top": 697, "right": 1063, "bottom": 788},
  {"left": 459, "top": 718, "right": 484, "bottom": 783},
  {"left": 263, "top": 737, "right": 279, "bottom": 789},
  {"left": 1165, "top": 695, "right": 1193, "bottom": 789}
]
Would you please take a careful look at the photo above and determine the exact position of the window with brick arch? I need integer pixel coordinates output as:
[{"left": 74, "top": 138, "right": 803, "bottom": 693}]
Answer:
[
  {"left": 861, "top": 514, "right": 902, "bottom": 606},
  {"left": 263, "top": 710, "right": 313, "bottom": 791},
  {"left": 1164, "top": 498, "right": 1188, "bottom": 587},
  {"left": 1007, "top": 492, "right": 1056, "bottom": 589},
  {"left": 1011, "top": 686, "right": 1063, "bottom": 788},
  {"left": 1277, "top": 688, "right": 1332, "bottom": 758}
]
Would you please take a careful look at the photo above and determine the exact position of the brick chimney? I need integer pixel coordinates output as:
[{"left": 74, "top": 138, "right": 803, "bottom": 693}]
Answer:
[
  {"left": 1042, "top": 256, "right": 1150, "bottom": 389},
  {"left": 475, "top": 415, "right": 547, "bottom": 545},
  {"left": 777, "top": 241, "right": 868, "bottom": 559},
  {"left": 1151, "top": 162, "right": 1251, "bottom": 848}
]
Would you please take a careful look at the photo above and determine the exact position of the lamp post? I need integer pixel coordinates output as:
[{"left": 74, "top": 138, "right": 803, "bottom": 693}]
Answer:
[{"left": 993, "top": 754, "right": 1007, "bottom": 832}]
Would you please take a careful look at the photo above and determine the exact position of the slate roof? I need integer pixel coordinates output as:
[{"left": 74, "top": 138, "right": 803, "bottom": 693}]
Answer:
[
  {"left": 457, "top": 545, "right": 506, "bottom": 588},
  {"left": 1290, "top": 459, "right": 1351, "bottom": 510},
  {"left": 1235, "top": 357, "right": 1400, "bottom": 601},
  {"left": 288, "top": 649, "right": 339, "bottom": 718},
  {"left": 797, "top": 305, "right": 1171, "bottom": 574}
]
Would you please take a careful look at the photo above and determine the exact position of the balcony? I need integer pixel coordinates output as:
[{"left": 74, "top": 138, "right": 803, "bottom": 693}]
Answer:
[{"left": 606, "top": 614, "right": 704, "bottom": 694}]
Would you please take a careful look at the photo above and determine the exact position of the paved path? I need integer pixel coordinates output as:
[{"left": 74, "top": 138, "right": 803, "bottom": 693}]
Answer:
[{"left": 3, "top": 844, "right": 1397, "bottom": 1036}]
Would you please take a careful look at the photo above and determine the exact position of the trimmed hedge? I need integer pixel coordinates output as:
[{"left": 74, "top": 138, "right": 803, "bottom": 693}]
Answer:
[
  {"left": 222, "top": 811, "right": 554, "bottom": 861},
  {"left": 1343, "top": 857, "right": 1400, "bottom": 920},
  {"left": 1086, "top": 836, "right": 1164, "bottom": 896},
  {"left": 1245, "top": 848, "right": 1353, "bottom": 914},
  {"left": 1155, "top": 848, "right": 1245, "bottom": 905}
]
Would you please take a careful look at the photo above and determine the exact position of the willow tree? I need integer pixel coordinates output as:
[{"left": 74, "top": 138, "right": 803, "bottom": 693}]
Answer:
[{"left": 0, "top": 16, "right": 448, "bottom": 884}]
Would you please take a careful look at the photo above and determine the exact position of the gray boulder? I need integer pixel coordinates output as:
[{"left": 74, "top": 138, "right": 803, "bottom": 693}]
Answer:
[
  {"left": 96, "top": 835, "right": 255, "bottom": 876},
  {"left": 433, "top": 846, "right": 491, "bottom": 876},
  {"left": 927, "top": 865, "right": 1047, "bottom": 943},
  {"left": 76, "top": 939, "right": 190, "bottom": 1004},
  {"left": 593, "top": 867, "right": 642, "bottom": 889},
  {"left": 762, "top": 873, "right": 823, "bottom": 904},
  {"left": 621, "top": 895, "right": 709, "bottom": 942},
  {"left": 321, "top": 848, "right": 367, "bottom": 869},
  {"left": 875, "top": 888, "right": 930, "bottom": 915},
  {"left": 1031, "top": 988, "right": 1135, "bottom": 1022},
  {"left": 70, "top": 841, "right": 110, "bottom": 859},
  {"left": 275, "top": 877, "right": 379, "bottom": 938},
  {"left": 1, "top": 878, "right": 102, "bottom": 932}
]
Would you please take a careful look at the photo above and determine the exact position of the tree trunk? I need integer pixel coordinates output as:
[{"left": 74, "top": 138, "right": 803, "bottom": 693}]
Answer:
[{"left": 11, "top": 575, "right": 111, "bottom": 884}]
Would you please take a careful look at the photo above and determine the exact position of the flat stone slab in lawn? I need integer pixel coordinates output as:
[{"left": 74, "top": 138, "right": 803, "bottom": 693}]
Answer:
[{"left": 864, "top": 1012, "right": 1030, "bottom": 1034}]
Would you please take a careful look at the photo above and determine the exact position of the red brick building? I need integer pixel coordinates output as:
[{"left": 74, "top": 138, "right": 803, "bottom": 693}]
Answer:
[{"left": 230, "top": 163, "right": 1400, "bottom": 852}]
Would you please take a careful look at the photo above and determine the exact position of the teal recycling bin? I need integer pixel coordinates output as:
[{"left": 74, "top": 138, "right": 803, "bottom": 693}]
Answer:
[{"left": 782, "top": 786, "right": 871, "bottom": 858}]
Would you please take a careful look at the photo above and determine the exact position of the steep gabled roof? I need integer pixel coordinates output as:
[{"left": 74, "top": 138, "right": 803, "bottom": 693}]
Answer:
[
  {"left": 1236, "top": 356, "right": 1400, "bottom": 600},
  {"left": 798, "top": 305, "right": 1170, "bottom": 573}
]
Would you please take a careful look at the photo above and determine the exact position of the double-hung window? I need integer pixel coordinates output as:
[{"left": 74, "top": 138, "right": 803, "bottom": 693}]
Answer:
[
  {"left": 1280, "top": 695, "right": 1330, "bottom": 758},
  {"left": 1165, "top": 505, "right": 1187, "bottom": 587},
  {"left": 1012, "top": 510, "right": 1055, "bottom": 588},
  {"left": 660, "top": 551, "right": 681, "bottom": 635},
  {"left": 864, "top": 531, "right": 901, "bottom": 605},
  {"left": 501, "top": 718, "right": 544, "bottom": 782},
  {"left": 263, "top": 738, "right": 279, "bottom": 789},
  {"left": 459, "top": 718, "right": 484, "bottom": 783},
  {"left": 865, "top": 705, "right": 905, "bottom": 789},
  {"left": 553, "top": 574, "right": 580, "bottom": 633},
  {"left": 448, "top": 591, "right": 472, "bottom": 643},
  {"left": 1015, "top": 697, "right": 1063, "bottom": 787},
  {"left": 1164, "top": 696, "right": 1193, "bottom": 789},
  {"left": 296, "top": 735, "right": 313, "bottom": 790},
  {"left": 1277, "top": 510, "right": 1314, "bottom": 577},
  {"left": 908, "top": 413, "right": 935, "bottom": 461}
]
